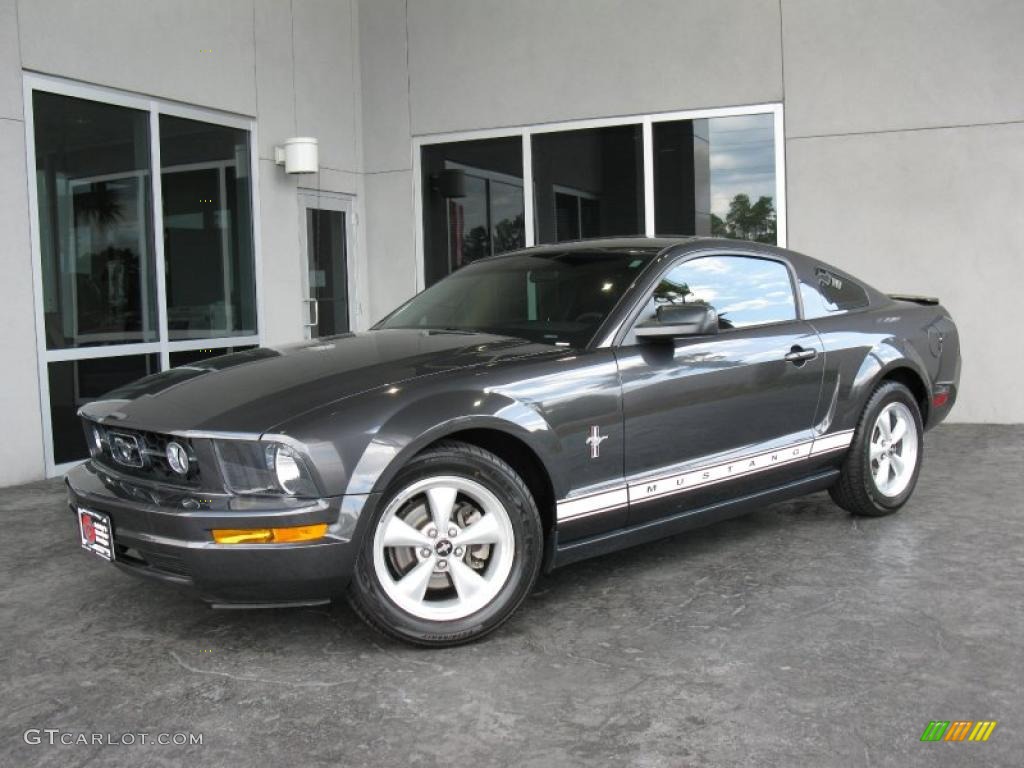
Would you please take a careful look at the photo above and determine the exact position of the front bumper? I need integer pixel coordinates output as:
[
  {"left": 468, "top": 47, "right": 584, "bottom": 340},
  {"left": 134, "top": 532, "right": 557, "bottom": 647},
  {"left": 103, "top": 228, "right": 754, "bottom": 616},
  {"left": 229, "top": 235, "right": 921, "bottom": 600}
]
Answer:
[{"left": 66, "top": 462, "right": 377, "bottom": 605}]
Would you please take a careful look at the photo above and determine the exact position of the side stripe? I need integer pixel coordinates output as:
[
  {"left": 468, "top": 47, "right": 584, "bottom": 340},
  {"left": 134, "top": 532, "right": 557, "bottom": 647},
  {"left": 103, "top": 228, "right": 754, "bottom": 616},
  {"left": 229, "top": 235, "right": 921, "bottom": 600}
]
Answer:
[
  {"left": 556, "top": 430, "right": 855, "bottom": 521},
  {"left": 554, "top": 488, "right": 628, "bottom": 521},
  {"left": 628, "top": 441, "right": 813, "bottom": 505},
  {"left": 810, "top": 430, "right": 856, "bottom": 455}
]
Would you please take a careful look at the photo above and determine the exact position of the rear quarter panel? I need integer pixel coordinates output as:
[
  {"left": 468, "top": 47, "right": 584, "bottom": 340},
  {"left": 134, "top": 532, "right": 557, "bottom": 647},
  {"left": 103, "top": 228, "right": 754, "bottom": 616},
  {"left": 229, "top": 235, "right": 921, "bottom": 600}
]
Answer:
[{"left": 807, "top": 300, "right": 954, "bottom": 433}]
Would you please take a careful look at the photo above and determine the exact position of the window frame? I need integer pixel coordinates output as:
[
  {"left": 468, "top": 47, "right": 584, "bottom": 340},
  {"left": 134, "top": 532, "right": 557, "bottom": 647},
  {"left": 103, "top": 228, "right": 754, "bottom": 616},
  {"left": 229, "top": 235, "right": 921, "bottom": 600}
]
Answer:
[
  {"left": 800, "top": 267, "right": 872, "bottom": 317},
  {"left": 412, "top": 103, "right": 787, "bottom": 292},
  {"left": 615, "top": 249, "right": 804, "bottom": 348},
  {"left": 23, "top": 73, "right": 263, "bottom": 477}
]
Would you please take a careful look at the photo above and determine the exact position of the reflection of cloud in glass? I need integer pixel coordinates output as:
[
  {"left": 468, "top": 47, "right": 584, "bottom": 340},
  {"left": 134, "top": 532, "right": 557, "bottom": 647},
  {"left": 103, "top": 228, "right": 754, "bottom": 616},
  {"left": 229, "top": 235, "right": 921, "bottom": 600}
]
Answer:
[
  {"left": 687, "top": 257, "right": 732, "bottom": 274},
  {"left": 709, "top": 114, "right": 775, "bottom": 219},
  {"left": 673, "top": 255, "right": 795, "bottom": 327},
  {"left": 686, "top": 285, "right": 719, "bottom": 302},
  {"left": 722, "top": 298, "right": 772, "bottom": 313}
]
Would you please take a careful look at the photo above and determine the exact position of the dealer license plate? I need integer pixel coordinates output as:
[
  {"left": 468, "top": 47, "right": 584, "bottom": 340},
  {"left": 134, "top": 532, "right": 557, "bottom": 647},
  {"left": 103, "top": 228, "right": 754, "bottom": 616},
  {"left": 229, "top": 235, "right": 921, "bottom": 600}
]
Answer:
[{"left": 78, "top": 508, "right": 114, "bottom": 561}]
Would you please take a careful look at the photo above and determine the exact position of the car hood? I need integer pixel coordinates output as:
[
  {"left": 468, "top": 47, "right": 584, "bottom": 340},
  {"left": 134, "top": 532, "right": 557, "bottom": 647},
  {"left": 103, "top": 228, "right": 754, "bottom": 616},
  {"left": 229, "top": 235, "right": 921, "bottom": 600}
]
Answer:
[{"left": 80, "top": 329, "right": 556, "bottom": 435}]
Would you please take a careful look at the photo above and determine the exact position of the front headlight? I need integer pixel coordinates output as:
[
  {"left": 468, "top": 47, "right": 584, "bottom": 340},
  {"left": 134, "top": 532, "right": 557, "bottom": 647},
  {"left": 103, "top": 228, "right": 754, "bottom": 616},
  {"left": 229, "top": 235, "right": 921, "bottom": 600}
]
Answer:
[
  {"left": 213, "top": 440, "right": 319, "bottom": 497},
  {"left": 85, "top": 422, "right": 104, "bottom": 458}
]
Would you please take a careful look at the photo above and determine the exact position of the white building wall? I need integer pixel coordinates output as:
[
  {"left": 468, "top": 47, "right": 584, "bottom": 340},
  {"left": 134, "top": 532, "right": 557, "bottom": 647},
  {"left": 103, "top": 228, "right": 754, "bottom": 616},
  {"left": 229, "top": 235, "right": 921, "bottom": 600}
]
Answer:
[{"left": 358, "top": 0, "right": 416, "bottom": 322}]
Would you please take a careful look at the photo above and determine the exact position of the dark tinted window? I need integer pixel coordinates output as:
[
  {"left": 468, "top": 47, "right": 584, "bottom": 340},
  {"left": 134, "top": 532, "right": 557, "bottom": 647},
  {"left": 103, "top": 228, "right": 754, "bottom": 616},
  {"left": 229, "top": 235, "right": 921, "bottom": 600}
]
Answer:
[
  {"left": 33, "top": 92, "right": 158, "bottom": 349},
  {"left": 532, "top": 124, "right": 644, "bottom": 244},
  {"left": 378, "top": 249, "right": 655, "bottom": 347},
  {"left": 632, "top": 255, "right": 796, "bottom": 333},
  {"left": 48, "top": 355, "right": 159, "bottom": 464},
  {"left": 800, "top": 267, "right": 869, "bottom": 317},
  {"left": 160, "top": 115, "right": 257, "bottom": 340},
  {"left": 420, "top": 138, "right": 525, "bottom": 286}
]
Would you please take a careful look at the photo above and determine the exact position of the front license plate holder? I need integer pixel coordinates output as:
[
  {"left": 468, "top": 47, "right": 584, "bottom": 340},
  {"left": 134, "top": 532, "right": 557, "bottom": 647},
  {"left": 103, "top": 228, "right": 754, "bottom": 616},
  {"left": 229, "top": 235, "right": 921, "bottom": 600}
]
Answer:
[{"left": 78, "top": 507, "right": 114, "bottom": 561}]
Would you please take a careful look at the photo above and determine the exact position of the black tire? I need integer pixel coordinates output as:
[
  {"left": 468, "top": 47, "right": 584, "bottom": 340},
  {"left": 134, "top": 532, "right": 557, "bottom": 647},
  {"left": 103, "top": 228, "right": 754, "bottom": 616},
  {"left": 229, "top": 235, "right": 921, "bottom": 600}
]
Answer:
[
  {"left": 347, "top": 440, "right": 543, "bottom": 647},
  {"left": 830, "top": 380, "right": 924, "bottom": 516}
]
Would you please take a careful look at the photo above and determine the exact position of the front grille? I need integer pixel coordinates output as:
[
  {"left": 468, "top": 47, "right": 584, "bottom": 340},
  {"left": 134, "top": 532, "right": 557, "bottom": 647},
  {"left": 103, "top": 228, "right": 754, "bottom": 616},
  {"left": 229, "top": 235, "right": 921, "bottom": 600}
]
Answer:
[{"left": 85, "top": 423, "right": 203, "bottom": 487}]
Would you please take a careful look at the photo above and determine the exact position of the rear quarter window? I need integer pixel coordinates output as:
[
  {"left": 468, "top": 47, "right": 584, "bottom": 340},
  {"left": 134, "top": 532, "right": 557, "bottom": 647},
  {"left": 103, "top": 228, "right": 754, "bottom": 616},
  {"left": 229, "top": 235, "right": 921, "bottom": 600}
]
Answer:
[{"left": 801, "top": 267, "right": 869, "bottom": 317}]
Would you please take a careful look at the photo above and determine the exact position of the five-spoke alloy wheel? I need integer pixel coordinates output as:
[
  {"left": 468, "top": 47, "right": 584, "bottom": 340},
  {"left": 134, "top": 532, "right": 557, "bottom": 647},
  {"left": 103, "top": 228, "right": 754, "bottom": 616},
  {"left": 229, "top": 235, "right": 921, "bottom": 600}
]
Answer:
[
  {"left": 348, "top": 441, "right": 543, "bottom": 646},
  {"left": 868, "top": 402, "right": 919, "bottom": 498},
  {"left": 372, "top": 476, "right": 516, "bottom": 621},
  {"left": 830, "top": 380, "right": 924, "bottom": 516}
]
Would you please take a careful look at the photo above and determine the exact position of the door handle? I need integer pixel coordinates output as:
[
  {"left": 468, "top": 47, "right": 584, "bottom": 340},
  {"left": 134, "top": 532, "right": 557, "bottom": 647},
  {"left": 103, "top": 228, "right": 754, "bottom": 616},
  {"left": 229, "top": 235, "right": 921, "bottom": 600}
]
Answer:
[
  {"left": 784, "top": 346, "right": 818, "bottom": 365},
  {"left": 303, "top": 297, "right": 319, "bottom": 328}
]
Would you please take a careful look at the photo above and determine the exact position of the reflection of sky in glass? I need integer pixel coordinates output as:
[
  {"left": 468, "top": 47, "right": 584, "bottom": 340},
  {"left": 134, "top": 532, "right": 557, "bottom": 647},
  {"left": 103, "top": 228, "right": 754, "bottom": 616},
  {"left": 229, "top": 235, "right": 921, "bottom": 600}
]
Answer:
[
  {"left": 490, "top": 181, "right": 521, "bottom": 224},
  {"left": 708, "top": 114, "right": 775, "bottom": 219},
  {"left": 675, "top": 256, "right": 794, "bottom": 327}
]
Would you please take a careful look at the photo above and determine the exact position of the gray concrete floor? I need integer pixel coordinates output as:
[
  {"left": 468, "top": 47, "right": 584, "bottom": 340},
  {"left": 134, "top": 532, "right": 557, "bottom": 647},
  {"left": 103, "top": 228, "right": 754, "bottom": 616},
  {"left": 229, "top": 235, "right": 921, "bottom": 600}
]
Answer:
[{"left": 1, "top": 424, "right": 1021, "bottom": 767}]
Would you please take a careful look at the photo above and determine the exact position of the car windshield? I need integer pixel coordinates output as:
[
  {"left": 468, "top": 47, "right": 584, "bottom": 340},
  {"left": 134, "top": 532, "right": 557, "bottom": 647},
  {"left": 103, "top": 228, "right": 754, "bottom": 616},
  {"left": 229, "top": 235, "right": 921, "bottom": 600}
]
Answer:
[{"left": 377, "top": 249, "right": 656, "bottom": 347}]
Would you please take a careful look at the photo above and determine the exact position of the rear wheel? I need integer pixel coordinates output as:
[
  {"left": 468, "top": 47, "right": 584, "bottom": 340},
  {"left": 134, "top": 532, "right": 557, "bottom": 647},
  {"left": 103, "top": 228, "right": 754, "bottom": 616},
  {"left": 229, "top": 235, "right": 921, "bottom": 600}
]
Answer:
[
  {"left": 829, "top": 381, "right": 924, "bottom": 516},
  {"left": 347, "top": 441, "right": 542, "bottom": 646}
]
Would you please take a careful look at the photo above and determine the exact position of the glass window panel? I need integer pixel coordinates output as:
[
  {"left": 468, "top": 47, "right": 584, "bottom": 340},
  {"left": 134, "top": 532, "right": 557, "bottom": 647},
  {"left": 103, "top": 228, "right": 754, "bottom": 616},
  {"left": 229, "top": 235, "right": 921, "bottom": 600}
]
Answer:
[
  {"left": 708, "top": 114, "right": 777, "bottom": 244},
  {"left": 168, "top": 345, "right": 257, "bottom": 367},
  {"left": 160, "top": 115, "right": 257, "bottom": 340},
  {"left": 33, "top": 92, "right": 158, "bottom": 349},
  {"left": 532, "top": 124, "right": 644, "bottom": 244},
  {"left": 48, "top": 354, "right": 159, "bottom": 464},
  {"left": 654, "top": 114, "right": 777, "bottom": 243},
  {"left": 490, "top": 180, "right": 525, "bottom": 255},
  {"left": 653, "top": 118, "right": 711, "bottom": 236},
  {"left": 421, "top": 137, "right": 525, "bottom": 286}
]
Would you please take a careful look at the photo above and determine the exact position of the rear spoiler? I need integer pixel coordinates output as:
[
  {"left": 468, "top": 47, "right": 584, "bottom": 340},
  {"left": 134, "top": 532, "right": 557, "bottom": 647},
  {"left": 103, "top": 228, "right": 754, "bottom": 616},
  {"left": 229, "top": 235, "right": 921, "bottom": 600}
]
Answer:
[{"left": 888, "top": 293, "right": 940, "bottom": 306}]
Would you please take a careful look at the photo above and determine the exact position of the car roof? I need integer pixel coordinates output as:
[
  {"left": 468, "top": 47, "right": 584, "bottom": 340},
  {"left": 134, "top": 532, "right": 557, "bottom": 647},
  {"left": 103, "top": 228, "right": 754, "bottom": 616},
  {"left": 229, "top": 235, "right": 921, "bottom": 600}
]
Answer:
[
  {"left": 518, "top": 236, "right": 697, "bottom": 253},
  {"left": 480, "top": 236, "right": 817, "bottom": 271}
]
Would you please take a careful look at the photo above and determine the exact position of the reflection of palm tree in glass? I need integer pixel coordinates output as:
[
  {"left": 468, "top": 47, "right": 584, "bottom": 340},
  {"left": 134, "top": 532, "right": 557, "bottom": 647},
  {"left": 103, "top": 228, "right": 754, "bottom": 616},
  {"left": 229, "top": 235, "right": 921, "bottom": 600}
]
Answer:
[
  {"left": 711, "top": 194, "right": 776, "bottom": 244},
  {"left": 654, "top": 278, "right": 692, "bottom": 305},
  {"left": 74, "top": 181, "right": 124, "bottom": 231},
  {"left": 463, "top": 226, "right": 489, "bottom": 263},
  {"left": 493, "top": 214, "right": 524, "bottom": 254},
  {"left": 462, "top": 213, "right": 526, "bottom": 265}
]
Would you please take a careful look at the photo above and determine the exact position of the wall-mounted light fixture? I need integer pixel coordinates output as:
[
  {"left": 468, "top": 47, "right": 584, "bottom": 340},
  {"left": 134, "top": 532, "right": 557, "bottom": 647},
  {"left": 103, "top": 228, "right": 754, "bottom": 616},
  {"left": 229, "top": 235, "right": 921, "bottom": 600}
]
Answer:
[{"left": 274, "top": 137, "right": 319, "bottom": 174}]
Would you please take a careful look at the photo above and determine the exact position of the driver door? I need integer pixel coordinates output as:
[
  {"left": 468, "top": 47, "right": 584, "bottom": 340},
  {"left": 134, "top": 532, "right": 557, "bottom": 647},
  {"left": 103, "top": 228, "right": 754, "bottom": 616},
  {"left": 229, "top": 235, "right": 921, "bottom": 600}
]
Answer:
[{"left": 614, "top": 253, "right": 825, "bottom": 526}]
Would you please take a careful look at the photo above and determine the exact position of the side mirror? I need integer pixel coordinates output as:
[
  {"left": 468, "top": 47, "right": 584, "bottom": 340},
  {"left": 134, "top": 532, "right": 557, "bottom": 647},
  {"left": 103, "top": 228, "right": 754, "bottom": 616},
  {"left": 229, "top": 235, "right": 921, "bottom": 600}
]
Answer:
[{"left": 635, "top": 304, "right": 719, "bottom": 339}]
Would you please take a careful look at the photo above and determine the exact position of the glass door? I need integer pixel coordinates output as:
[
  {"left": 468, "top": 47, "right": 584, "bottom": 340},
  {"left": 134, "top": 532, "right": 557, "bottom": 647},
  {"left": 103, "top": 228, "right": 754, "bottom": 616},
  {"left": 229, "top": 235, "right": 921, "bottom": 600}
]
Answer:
[{"left": 298, "top": 192, "right": 352, "bottom": 338}]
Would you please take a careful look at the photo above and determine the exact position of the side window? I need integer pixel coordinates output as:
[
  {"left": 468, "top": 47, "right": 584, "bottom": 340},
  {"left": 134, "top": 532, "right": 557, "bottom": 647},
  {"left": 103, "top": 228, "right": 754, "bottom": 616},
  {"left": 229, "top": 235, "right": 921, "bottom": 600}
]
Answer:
[
  {"left": 800, "top": 267, "right": 869, "bottom": 318},
  {"left": 632, "top": 255, "right": 797, "bottom": 333}
]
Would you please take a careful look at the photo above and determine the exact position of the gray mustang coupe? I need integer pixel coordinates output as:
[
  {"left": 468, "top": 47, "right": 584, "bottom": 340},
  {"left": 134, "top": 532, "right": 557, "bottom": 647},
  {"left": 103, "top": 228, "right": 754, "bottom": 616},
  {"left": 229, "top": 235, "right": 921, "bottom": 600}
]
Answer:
[{"left": 69, "top": 237, "right": 960, "bottom": 645}]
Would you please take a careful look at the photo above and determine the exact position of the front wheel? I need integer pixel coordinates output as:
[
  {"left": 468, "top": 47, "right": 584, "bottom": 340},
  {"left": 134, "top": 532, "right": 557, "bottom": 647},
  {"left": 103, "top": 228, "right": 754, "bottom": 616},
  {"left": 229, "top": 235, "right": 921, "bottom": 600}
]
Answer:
[
  {"left": 829, "top": 381, "right": 924, "bottom": 516},
  {"left": 347, "top": 441, "right": 542, "bottom": 646}
]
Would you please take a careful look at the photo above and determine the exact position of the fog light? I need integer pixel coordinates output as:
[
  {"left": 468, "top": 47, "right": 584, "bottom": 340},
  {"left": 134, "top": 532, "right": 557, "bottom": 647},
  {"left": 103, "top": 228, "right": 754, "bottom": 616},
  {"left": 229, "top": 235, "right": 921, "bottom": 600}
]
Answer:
[
  {"left": 213, "top": 528, "right": 273, "bottom": 544},
  {"left": 166, "top": 441, "right": 190, "bottom": 475},
  {"left": 212, "top": 523, "right": 328, "bottom": 545}
]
